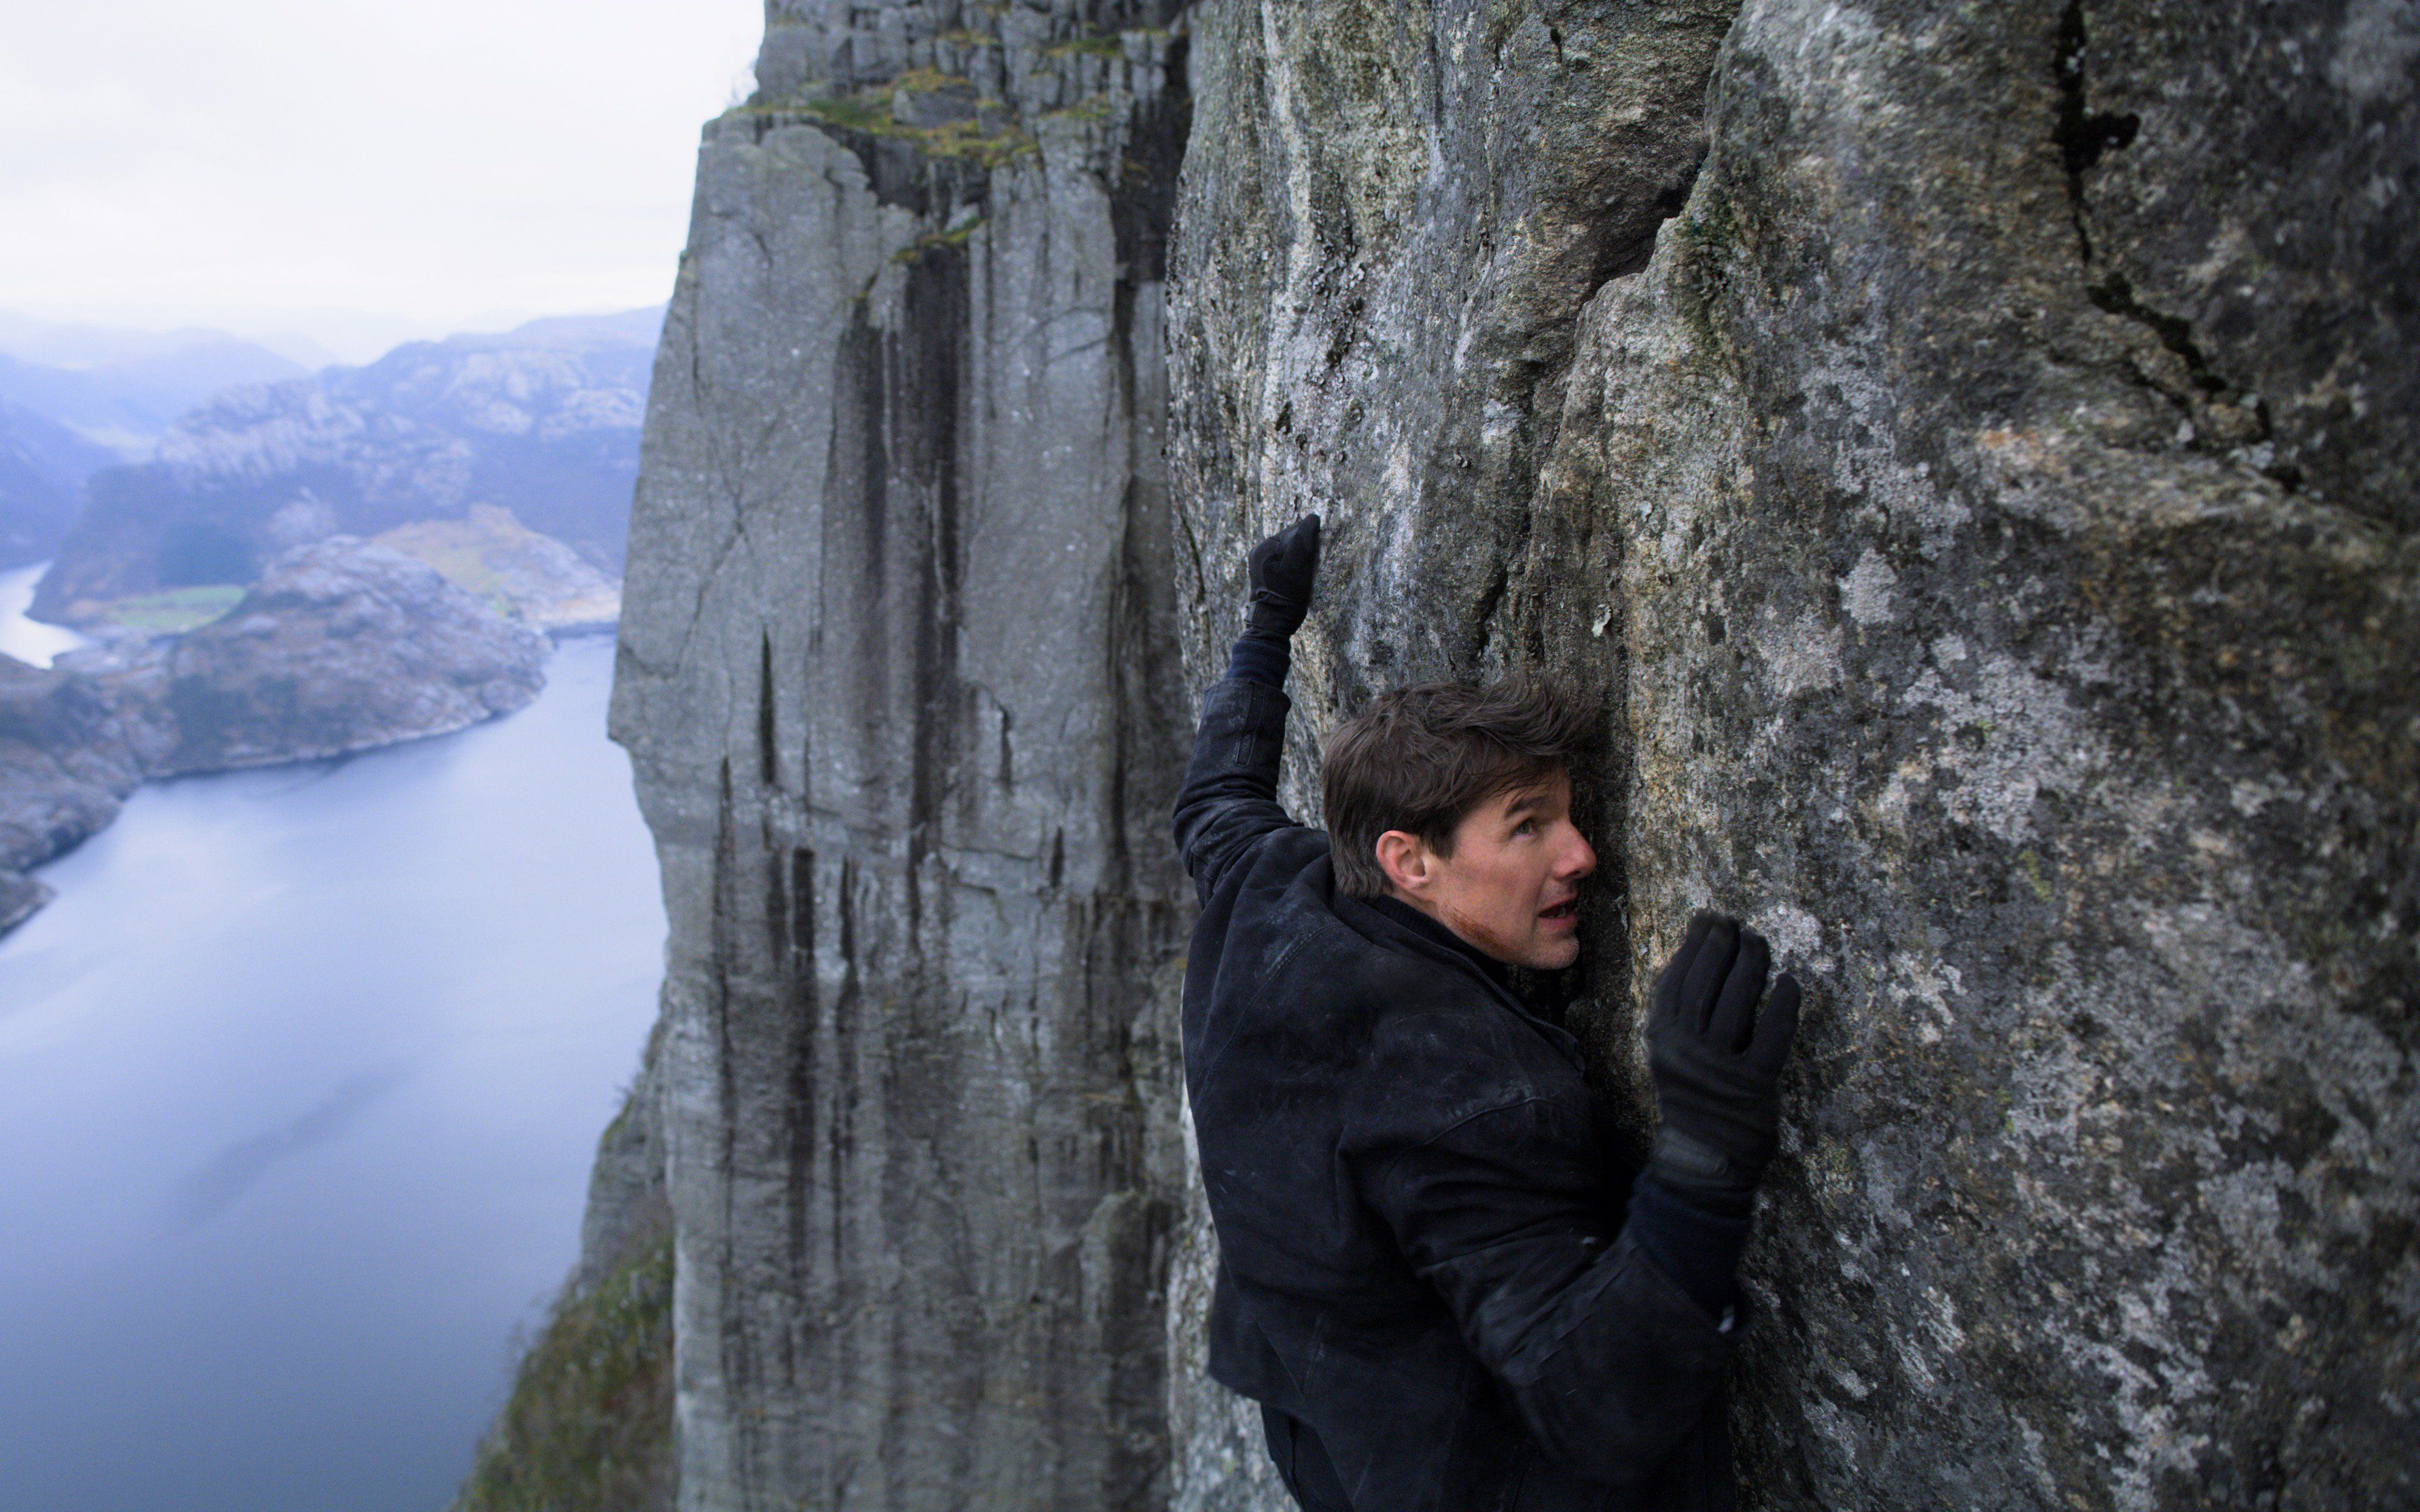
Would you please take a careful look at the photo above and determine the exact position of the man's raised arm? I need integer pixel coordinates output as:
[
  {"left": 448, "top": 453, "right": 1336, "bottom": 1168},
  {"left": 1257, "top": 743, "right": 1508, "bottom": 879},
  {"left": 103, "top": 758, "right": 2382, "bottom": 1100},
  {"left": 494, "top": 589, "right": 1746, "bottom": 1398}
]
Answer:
[{"left": 1171, "top": 515, "right": 1321, "bottom": 904}]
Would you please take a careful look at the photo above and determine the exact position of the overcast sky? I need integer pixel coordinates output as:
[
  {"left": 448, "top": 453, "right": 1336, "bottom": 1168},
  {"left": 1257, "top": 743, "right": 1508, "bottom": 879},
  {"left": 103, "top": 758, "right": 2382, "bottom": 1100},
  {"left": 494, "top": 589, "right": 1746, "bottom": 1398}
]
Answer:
[{"left": 0, "top": 0, "right": 763, "bottom": 360}]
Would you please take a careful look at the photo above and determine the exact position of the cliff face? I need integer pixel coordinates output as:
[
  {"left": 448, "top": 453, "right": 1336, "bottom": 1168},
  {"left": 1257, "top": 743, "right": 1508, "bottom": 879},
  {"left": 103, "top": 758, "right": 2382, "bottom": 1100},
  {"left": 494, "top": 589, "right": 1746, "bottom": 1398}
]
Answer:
[
  {"left": 606, "top": 4, "right": 1196, "bottom": 1506},
  {"left": 1170, "top": 2, "right": 2416, "bottom": 1510},
  {"left": 589, "top": 0, "right": 2414, "bottom": 1508}
]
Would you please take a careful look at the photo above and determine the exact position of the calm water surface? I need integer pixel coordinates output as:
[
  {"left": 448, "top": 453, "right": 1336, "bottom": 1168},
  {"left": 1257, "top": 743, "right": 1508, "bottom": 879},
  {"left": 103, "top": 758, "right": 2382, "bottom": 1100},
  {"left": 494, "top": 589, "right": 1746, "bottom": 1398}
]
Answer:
[
  {"left": 0, "top": 561, "right": 91, "bottom": 666},
  {"left": 0, "top": 620, "right": 664, "bottom": 1512}
]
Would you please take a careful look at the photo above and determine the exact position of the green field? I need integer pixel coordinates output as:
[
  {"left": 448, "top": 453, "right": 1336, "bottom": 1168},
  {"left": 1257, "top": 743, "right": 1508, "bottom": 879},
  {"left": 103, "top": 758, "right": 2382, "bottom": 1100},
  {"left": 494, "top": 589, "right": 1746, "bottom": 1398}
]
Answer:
[{"left": 95, "top": 585, "right": 247, "bottom": 634}]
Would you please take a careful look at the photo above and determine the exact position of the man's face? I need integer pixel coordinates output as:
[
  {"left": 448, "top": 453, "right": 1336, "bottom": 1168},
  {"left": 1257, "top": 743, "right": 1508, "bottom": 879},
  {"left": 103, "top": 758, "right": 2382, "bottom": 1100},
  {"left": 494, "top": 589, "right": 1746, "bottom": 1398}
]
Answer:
[{"left": 1384, "top": 771, "right": 1597, "bottom": 969}]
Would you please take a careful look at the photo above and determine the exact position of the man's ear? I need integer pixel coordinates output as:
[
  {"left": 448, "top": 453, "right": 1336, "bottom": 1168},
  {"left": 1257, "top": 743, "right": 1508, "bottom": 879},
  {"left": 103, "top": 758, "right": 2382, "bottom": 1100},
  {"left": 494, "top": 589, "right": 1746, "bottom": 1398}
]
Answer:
[{"left": 1375, "top": 830, "right": 1433, "bottom": 896}]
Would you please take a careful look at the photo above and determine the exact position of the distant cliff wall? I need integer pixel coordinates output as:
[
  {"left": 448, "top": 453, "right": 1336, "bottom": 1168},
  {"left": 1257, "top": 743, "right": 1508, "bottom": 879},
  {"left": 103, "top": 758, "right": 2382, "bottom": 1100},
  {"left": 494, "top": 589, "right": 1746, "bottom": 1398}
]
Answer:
[
  {"left": 1169, "top": 1, "right": 2417, "bottom": 1509},
  {"left": 606, "top": 4, "right": 1198, "bottom": 1506}
]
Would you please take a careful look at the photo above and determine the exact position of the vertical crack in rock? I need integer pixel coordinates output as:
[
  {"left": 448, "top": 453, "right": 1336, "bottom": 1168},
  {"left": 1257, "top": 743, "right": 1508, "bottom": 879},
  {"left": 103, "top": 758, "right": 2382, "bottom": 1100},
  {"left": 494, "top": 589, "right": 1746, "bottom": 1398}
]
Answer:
[
  {"left": 2051, "top": 0, "right": 2140, "bottom": 264},
  {"left": 2051, "top": 0, "right": 2303, "bottom": 493}
]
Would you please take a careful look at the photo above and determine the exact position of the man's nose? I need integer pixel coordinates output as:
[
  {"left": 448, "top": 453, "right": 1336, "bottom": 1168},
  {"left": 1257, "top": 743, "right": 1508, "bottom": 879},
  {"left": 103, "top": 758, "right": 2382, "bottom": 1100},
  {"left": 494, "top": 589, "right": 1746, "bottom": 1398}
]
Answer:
[{"left": 1559, "top": 825, "right": 1597, "bottom": 880}]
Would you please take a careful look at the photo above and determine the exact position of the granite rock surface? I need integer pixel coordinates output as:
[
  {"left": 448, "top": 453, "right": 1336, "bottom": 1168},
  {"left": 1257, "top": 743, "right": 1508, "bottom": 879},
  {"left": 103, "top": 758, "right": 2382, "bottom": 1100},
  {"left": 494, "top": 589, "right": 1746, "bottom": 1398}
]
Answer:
[
  {"left": 1169, "top": 1, "right": 2417, "bottom": 1509},
  {"left": 546, "top": 0, "right": 2414, "bottom": 1508},
  {"left": 605, "top": 4, "right": 1196, "bottom": 1508}
]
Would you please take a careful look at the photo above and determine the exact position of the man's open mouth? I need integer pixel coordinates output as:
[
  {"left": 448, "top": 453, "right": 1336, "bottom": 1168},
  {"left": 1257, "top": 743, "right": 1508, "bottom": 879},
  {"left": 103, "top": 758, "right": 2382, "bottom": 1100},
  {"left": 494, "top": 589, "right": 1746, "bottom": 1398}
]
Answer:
[{"left": 1540, "top": 899, "right": 1578, "bottom": 922}]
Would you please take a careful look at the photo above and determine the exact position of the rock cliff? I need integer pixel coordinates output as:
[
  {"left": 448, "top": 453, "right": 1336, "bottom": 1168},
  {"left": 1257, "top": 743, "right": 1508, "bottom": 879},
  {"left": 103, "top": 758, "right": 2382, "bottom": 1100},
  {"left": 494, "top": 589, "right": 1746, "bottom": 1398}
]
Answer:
[
  {"left": 606, "top": 3, "right": 1194, "bottom": 1507},
  {"left": 571, "top": 1, "right": 2414, "bottom": 1509},
  {"left": 1170, "top": 1, "right": 2416, "bottom": 1508}
]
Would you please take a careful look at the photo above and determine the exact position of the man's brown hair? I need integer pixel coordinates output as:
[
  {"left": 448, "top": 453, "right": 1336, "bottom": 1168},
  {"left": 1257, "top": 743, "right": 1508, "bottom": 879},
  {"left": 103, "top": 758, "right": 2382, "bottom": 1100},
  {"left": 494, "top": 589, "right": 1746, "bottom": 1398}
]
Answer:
[{"left": 1320, "top": 676, "right": 1597, "bottom": 898}]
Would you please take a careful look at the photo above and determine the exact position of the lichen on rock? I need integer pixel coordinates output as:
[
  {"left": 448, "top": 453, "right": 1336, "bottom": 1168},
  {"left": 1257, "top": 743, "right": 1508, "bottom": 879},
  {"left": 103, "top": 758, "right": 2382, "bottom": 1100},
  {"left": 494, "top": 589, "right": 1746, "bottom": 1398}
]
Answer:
[{"left": 1171, "top": 1, "right": 2418, "bottom": 1508}]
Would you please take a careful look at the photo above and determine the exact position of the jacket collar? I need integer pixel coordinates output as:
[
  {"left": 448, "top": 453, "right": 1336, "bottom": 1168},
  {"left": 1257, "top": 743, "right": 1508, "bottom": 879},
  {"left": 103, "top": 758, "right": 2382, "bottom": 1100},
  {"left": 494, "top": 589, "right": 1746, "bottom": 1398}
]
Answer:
[
  {"left": 1363, "top": 895, "right": 1513, "bottom": 993},
  {"left": 1335, "top": 891, "right": 1583, "bottom": 1063}
]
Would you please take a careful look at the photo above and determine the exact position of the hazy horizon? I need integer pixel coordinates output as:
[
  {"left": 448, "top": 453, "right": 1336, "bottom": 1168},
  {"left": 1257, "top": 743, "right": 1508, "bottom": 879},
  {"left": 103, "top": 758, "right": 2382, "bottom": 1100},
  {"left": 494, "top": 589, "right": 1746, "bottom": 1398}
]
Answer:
[
  {"left": 0, "top": 301, "right": 667, "bottom": 373},
  {"left": 0, "top": 0, "right": 762, "bottom": 363}
]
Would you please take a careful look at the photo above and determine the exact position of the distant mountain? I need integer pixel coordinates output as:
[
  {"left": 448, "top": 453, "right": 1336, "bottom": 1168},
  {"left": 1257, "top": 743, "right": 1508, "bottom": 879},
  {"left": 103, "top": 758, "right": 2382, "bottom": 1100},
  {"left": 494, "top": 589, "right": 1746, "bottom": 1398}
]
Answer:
[
  {"left": 0, "top": 334, "right": 311, "bottom": 456},
  {"left": 0, "top": 316, "right": 320, "bottom": 570},
  {"left": 31, "top": 309, "right": 660, "bottom": 622},
  {"left": 0, "top": 310, "right": 298, "bottom": 369},
  {"left": 482, "top": 307, "right": 665, "bottom": 350},
  {"left": 0, "top": 403, "right": 120, "bottom": 568}
]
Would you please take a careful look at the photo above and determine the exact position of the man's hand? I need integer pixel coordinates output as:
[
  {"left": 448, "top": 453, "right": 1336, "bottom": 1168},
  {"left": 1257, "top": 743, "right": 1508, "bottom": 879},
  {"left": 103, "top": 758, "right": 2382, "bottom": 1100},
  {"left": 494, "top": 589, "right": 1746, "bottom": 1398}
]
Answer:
[
  {"left": 1645, "top": 911, "right": 1800, "bottom": 1212},
  {"left": 1244, "top": 514, "right": 1321, "bottom": 640}
]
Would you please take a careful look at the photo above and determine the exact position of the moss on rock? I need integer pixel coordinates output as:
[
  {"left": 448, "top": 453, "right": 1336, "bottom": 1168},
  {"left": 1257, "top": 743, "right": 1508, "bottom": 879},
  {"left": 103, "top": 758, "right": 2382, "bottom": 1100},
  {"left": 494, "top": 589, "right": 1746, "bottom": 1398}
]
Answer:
[{"left": 450, "top": 1227, "right": 674, "bottom": 1512}]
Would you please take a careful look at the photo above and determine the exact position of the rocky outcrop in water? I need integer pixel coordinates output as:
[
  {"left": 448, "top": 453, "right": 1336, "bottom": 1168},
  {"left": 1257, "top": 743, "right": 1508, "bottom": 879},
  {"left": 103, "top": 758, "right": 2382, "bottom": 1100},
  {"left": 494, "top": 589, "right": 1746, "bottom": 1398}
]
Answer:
[
  {"left": 32, "top": 311, "right": 658, "bottom": 622},
  {"left": 0, "top": 536, "right": 548, "bottom": 934},
  {"left": 0, "top": 644, "right": 162, "bottom": 930},
  {"left": 541, "top": 0, "right": 2415, "bottom": 1509},
  {"left": 152, "top": 537, "right": 547, "bottom": 774}
]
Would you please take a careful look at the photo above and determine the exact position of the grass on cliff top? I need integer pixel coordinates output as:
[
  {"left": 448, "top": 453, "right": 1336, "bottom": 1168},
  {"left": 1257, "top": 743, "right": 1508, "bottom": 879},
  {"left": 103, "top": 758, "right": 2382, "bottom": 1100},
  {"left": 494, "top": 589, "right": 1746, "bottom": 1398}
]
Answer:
[
  {"left": 374, "top": 519, "right": 529, "bottom": 621},
  {"left": 892, "top": 216, "right": 989, "bottom": 265},
  {"left": 758, "top": 78, "right": 1039, "bottom": 168},
  {"left": 93, "top": 584, "right": 246, "bottom": 634},
  {"left": 450, "top": 1229, "right": 675, "bottom": 1512}
]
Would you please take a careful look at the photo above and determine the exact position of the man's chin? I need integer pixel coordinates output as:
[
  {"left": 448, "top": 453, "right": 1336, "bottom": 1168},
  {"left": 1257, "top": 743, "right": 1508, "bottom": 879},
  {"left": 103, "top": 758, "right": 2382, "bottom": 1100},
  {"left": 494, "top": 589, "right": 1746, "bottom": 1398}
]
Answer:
[{"left": 1524, "top": 937, "right": 1581, "bottom": 972}]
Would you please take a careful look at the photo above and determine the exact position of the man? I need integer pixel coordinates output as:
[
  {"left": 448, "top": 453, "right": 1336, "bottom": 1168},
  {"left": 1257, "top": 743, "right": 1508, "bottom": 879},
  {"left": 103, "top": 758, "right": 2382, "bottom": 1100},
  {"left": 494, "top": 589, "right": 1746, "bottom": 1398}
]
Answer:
[{"left": 1176, "top": 517, "right": 1800, "bottom": 1511}]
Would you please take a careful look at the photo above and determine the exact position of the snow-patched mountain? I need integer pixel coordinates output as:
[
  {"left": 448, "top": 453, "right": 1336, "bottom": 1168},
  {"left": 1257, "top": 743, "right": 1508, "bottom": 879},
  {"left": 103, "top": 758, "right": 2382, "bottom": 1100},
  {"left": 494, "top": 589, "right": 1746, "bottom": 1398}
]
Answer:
[{"left": 32, "top": 309, "right": 658, "bottom": 622}]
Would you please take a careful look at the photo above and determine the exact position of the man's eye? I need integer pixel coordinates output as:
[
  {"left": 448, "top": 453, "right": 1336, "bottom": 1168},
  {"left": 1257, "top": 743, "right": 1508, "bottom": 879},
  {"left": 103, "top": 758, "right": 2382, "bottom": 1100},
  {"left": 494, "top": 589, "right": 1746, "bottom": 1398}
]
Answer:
[{"left": 1513, "top": 820, "right": 1535, "bottom": 836}]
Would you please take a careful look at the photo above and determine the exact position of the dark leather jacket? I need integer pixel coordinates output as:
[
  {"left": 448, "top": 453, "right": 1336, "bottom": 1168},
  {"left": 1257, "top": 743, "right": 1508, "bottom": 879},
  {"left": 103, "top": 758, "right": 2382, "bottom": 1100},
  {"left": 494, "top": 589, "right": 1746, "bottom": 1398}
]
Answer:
[{"left": 1175, "top": 675, "right": 1741, "bottom": 1511}]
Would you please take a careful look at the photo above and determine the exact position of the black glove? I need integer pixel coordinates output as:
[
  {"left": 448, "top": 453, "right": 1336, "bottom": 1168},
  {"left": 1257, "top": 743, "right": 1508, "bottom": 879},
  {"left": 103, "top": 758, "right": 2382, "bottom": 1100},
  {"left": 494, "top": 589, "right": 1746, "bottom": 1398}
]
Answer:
[
  {"left": 1646, "top": 911, "right": 1801, "bottom": 1213},
  {"left": 1244, "top": 514, "right": 1321, "bottom": 640}
]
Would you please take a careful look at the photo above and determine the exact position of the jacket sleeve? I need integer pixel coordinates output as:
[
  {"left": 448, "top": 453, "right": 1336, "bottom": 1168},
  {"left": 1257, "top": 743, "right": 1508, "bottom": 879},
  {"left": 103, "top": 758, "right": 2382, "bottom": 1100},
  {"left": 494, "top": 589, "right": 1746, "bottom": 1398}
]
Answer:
[
  {"left": 1363, "top": 1096, "right": 1741, "bottom": 1488},
  {"left": 1171, "top": 673, "right": 1299, "bottom": 904}
]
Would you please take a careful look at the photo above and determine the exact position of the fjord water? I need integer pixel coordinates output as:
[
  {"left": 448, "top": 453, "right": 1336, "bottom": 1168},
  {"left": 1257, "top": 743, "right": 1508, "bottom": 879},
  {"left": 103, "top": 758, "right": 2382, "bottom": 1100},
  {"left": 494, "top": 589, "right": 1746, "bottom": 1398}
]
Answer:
[
  {"left": 0, "top": 630, "right": 664, "bottom": 1512},
  {"left": 0, "top": 561, "right": 90, "bottom": 665}
]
